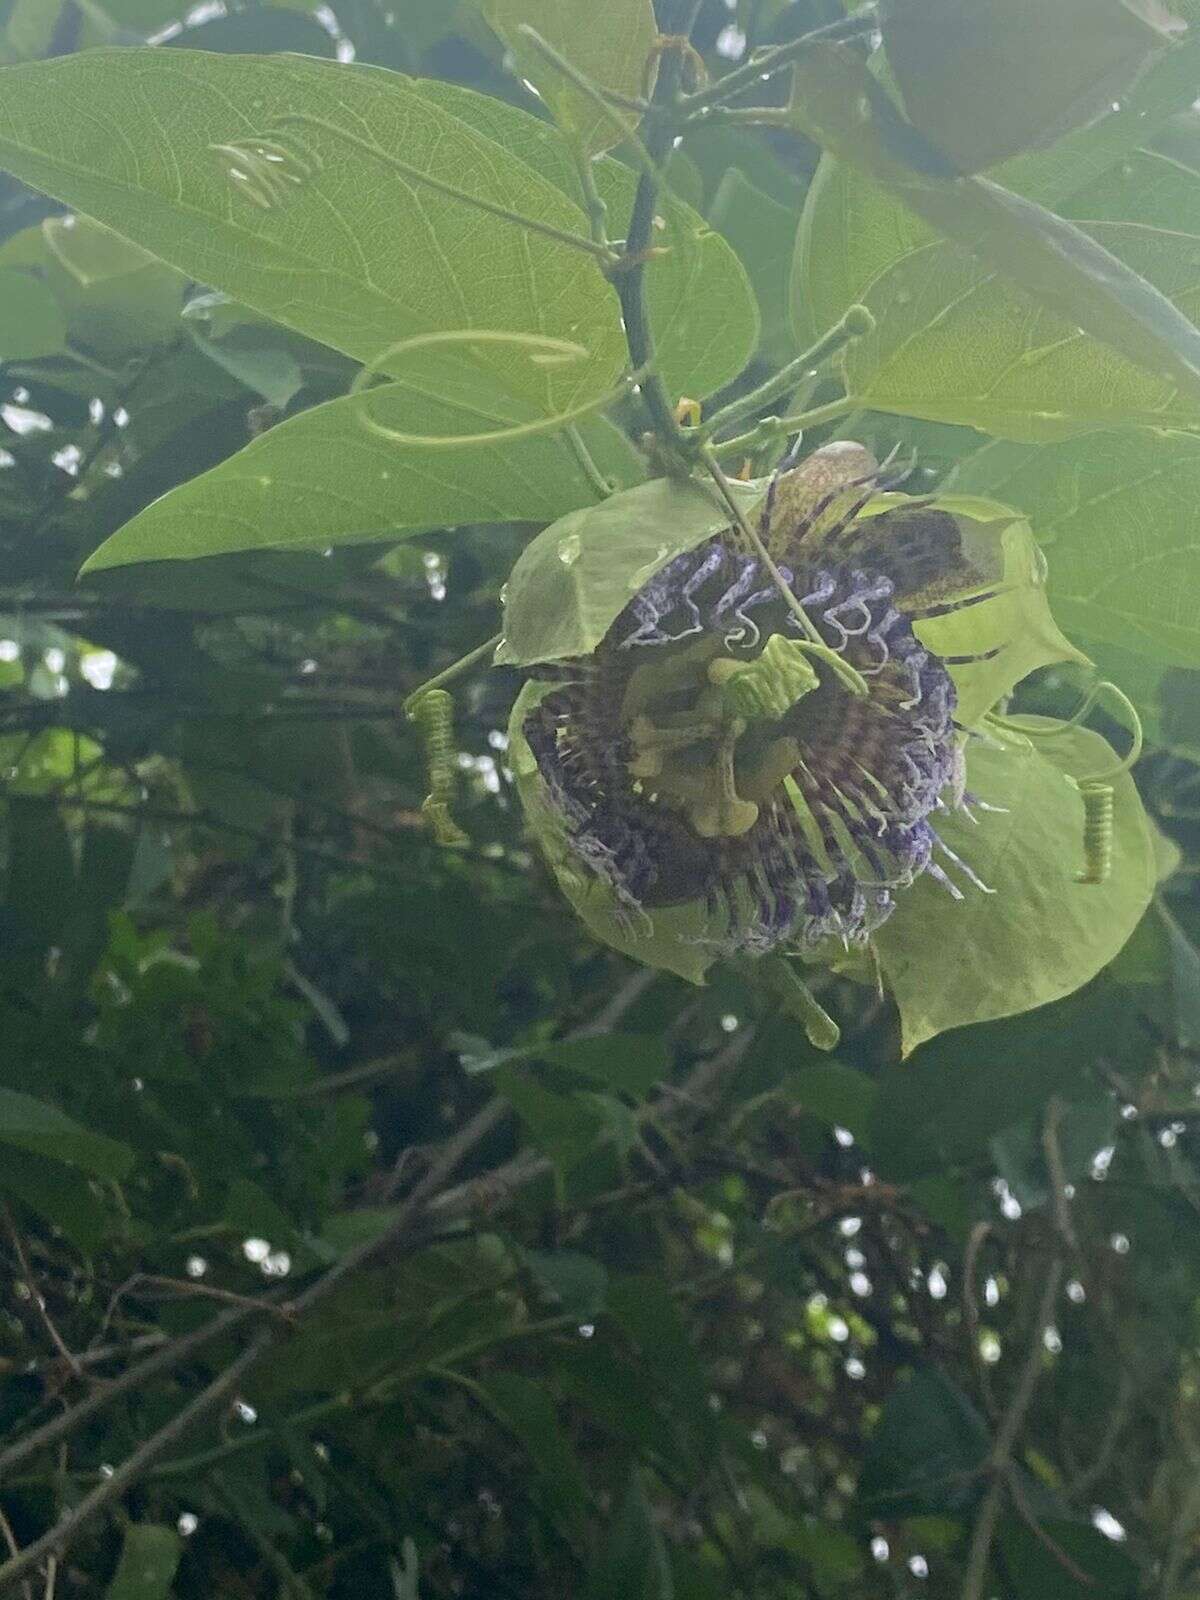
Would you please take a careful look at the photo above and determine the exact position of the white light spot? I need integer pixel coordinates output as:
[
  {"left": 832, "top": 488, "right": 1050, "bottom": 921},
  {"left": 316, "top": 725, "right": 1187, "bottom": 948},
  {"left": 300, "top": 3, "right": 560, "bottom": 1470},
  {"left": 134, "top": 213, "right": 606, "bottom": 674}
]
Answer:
[
  {"left": 1, "top": 403, "right": 51, "bottom": 434},
  {"left": 1067, "top": 1279, "right": 1086, "bottom": 1304},
  {"left": 242, "top": 1237, "right": 271, "bottom": 1264},
  {"left": 44, "top": 647, "right": 66, "bottom": 673},
  {"left": 113, "top": 406, "right": 130, "bottom": 428},
  {"left": 985, "top": 1276, "right": 1000, "bottom": 1307},
  {"left": 1092, "top": 1508, "right": 1126, "bottom": 1542},
  {"left": 827, "top": 1315, "right": 850, "bottom": 1343},
  {"left": 845, "top": 1356, "right": 866, "bottom": 1379},
  {"left": 178, "top": 1512, "right": 199, "bottom": 1536},
  {"left": 833, "top": 1126, "right": 854, "bottom": 1148},
  {"left": 980, "top": 1331, "right": 1002, "bottom": 1364},
  {"left": 262, "top": 1250, "right": 291, "bottom": 1278},
  {"left": 0, "top": 639, "right": 19, "bottom": 663},
  {"left": 185, "top": 1255, "right": 208, "bottom": 1279},
  {"left": 720, "top": 1013, "right": 739, "bottom": 1033},
  {"left": 578, "top": 1323, "right": 595, "bottom": 1339},
  {"left": 871, "top": 1537, "right": 889, "bottom": 1562},
  {"left": 928, "top": 1263, "right": 948, "bottom": 1300},
  {"left": 838, "top": 1216, "right": 861, "bottom": 1238},
  {"left": 1111, "top": 1233, "right": 1131, "bottom": 1255},
  {"left": 80, "top": 650, "right": 118, "bottom": 690},
  {"left": 234, "top": 1400, "right": 257, "bottom": 1424},
  {"left": 1043, "top": 1326, "right": 1062, "bottom": 1354},
  {"left": 908, "top": 1555, "right": 929, "bottom": 1578},
  {"left": 715, "top": 23, "right": 747, "bottom": 57}
]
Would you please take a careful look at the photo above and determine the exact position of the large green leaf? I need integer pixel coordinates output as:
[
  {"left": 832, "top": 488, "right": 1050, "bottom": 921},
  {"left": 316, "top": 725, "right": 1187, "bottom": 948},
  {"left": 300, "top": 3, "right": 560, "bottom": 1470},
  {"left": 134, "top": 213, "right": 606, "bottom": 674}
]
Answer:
[
  {"left": 875, "top": 721, "right": 1156, "bottom": 1052},
  {"left": 81, "top": 380, "right": 645, "bottom": 571},
  {"left": 0, "top": 49, "right": 626, "bottom": 411},
  {"left": 0, "top": 1088, "right": 134, "bottom": 1180},
  {"left": 868, "top": 981, "right": 1140, "bottom": 1181},
  {"left": 788, "top": 44, "right": 1200, "bottom": 439},
  {"left": 795, "top": 0, "right": 1200, "bottom": 344},
  {"left": 880, "top": 0, "right": 1185, "bottom": 175},
  {"left": 841, "top": 222, "right": 1200, "bottom": 438},
  {"left": 481, "top": 0, "right": 657, "bottom": 156},
  {"left": 413, "top": 78, "right": 759, "bottom": 402},
  {"left": 952, "top": 431, "right": 1200, "bottom": 668}
]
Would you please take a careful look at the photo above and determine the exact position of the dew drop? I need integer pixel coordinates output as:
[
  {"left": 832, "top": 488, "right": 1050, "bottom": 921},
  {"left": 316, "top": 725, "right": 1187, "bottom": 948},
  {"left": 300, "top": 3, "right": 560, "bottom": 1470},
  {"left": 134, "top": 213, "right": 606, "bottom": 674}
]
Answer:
[{"left": 557, "top": 533, "right": 582, "bottom": 566}]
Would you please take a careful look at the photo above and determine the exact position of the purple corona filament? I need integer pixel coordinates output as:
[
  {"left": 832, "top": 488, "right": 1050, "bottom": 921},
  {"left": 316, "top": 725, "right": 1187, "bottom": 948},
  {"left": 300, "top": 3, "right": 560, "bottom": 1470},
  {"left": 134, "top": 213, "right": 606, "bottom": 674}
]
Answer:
[{"left": 525, "top": 474, "right": 994, "bottom": 957}]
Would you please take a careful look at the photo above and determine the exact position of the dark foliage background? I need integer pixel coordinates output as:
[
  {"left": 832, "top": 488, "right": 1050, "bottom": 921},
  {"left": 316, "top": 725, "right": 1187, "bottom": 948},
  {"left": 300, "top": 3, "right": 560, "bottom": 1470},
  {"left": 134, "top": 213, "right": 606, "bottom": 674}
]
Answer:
[{"left": 1, "top": 2, "right": 1200, "bottom": 1598}]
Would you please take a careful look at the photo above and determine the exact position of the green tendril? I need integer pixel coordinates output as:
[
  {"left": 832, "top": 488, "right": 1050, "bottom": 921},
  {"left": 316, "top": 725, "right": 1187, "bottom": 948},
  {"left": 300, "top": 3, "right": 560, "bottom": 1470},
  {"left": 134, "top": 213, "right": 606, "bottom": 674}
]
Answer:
[
  {"left": 988, "top": 677, "right": 1143, "bottom": 887},
  {"left": 348, "top": 330, "right": 650, "bottom": 451},
  {"left": 408, "top": 689, "right": 469, "bottom": 850}
]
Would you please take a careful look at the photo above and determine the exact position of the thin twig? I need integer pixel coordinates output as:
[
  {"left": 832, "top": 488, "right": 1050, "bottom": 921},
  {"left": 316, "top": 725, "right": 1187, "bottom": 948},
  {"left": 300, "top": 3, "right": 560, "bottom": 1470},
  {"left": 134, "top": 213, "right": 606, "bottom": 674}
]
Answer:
[
  {"left": 963, "top": 1221, "right": 999, "bottom": 1420},
  {"left": 0, "top": 1304, "right": 255, "bottom": 1483},
  {"left": 960, "top": 1104, "right": 1069, "bottom": 1600},
  {"left": 0, "top": 1506, "right": 32, "bottom": 1600},
  {"left": 678, "top": 9, "right": 877, "bottom": 114},
  {"left": 0, "top": 1332, "right": 272, "bottom": 1592},
  {"left": 1, "top": 1204, "right": 82, "bottom": 1379}
]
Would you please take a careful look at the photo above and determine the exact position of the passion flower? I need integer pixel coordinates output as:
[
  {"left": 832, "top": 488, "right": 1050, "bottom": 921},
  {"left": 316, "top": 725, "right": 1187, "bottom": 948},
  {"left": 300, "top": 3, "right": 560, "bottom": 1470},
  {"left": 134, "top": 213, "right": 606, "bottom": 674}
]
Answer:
[
  {"left": 502, "top": 439, "right": 1152, "bottom": 1026},
  {"left": 518, "top": 443, "right": 994, "bottom": 956}
]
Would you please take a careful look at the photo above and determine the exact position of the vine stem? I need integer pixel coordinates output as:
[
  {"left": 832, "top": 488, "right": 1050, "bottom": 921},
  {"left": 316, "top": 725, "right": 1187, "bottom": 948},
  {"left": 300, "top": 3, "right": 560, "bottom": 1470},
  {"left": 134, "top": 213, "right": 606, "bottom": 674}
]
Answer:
[
  {"left": 960, "top": 1101, "right": 1069, "bottom": 1600},
  {"left": 610, "top": 12, "right": 704, "bottom": 463},
  {"left": 402, "top": 634, "right": 503, "bottom": 716},
  {"left": 699, "top": 308, "right": 872, "bottom": 445},
  {"left": 677, "top": 9, "right": 879, "bottom": 116},
  {"left": 709, "top": 398, "right": 856, "bottom": 461}
]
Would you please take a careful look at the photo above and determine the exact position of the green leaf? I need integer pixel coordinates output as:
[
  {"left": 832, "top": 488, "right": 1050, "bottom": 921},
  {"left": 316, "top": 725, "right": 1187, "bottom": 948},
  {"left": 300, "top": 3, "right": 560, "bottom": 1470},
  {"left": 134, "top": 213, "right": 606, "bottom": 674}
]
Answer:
[
  {"left": 997, "top": 1514, "right": 1140, "bottom": 1599},
  {"left": 869, "top": 983, "right": 1142, "bottom": 1182},
  {"left": 790, "top": 44, "right": 1200, "bottom": 437},
  {"left": 105, "top": 1525, "right": 183, "bottom": 1600},
  {"left": 953, "top": 430, "right": 1200, "bottom": 670},
  {"left": 0, "top": 1146, "right": 113, "bottom": 1252},
  {"left": 796, "top": 0, "right": 1200, "bottom": 342},
  {"left": 475, "top": 1372, "right": 590, "bottom": 1537},
  {"left": 39, "top": 214, "right": 187, "bottom": 360},
  {"left": 859, "top": 1368, "right": 989, "bottom": 1516},
  {"left": 876, "top": 722, "right": 1156, "bottom": 1052},
  {"left": 497, "top": 474, "right": 766, "bottom": 667},
  {"left": 0, "top": 267, "right": 65, "bottom": 357},
  {"left": 189, "top": 331, "right": 303, "bottom": 410},
  {"left": 991, "top": 1095, "right": 1119, "bottom": 1209},
  {"left": 0, "top": 1087, "right": 133, "bottom": 1179},
  {"left": 708, "top": 168, "right": 797, "bottom": 356},
  {"left": 494, "top": 1064, "right": 606, "bottom": 1175},
  {"left": 880, "top": 0, "right": 1186, "bottom": 174},
  {"left": 784, "top": 1061, "right": 877, "bottom": 1151},
  {"left": 80, "top": 379, "right": 643, "bottom": 571},
  {"left": 413, "top": 77, "right": 759, "bottom": 402},
  {"left": 540, "top": 1035, "right": 668, "bottom": 1099},
  {"left": 521, "top": 1246, "right": 608, "bottom": 1317},
  {"left": 588, "top": 1472, "right": 673, "bottom": 1600},
  {"left": 481, "top": 0, "right": 657, "bottom": 156},
  {"left": 0, "top": 50, "right": 626, "bottom": 412}
]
